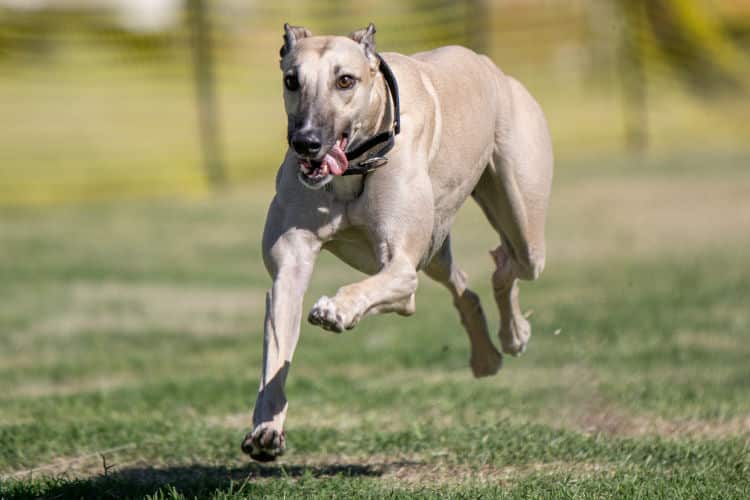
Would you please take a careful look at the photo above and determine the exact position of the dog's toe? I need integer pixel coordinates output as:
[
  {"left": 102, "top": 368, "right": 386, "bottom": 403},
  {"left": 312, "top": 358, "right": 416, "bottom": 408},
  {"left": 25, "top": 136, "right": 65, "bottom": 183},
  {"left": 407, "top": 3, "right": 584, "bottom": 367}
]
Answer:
[
  {"left": 242, "top": 427, "right": 286, "bottom": 462},
  {"left": 308, "top": 296, "right": 347, "bottom": 332},
  {"left": 470, "top": 346, "right": 503, "bottom": 378},
  {"left": 500, "top": 315, "right": 531, "bottom": 356}
]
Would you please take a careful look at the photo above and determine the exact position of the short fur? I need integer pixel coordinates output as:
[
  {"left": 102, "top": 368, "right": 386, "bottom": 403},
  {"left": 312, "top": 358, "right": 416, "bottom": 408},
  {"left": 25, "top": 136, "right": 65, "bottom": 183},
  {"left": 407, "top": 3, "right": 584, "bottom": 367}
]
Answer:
[{"left": 242, "top": 24, "right": 554, "bottom": 462}]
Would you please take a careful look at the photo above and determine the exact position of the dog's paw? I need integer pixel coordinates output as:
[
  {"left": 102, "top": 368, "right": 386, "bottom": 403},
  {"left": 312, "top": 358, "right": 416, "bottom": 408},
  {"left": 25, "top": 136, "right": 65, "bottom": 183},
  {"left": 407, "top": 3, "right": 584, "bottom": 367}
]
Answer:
[
  {"left": 470, "top": 345, "right": 503, "bottom": 378},
  {"left": 308, "top": 296, "right": 357, "bottom": 332},
  {"left": 500, "top": 315, "right": 531, "bottom": 356},
  {"left": 241, "top": 425, "right": 286, "bottom": 462}
]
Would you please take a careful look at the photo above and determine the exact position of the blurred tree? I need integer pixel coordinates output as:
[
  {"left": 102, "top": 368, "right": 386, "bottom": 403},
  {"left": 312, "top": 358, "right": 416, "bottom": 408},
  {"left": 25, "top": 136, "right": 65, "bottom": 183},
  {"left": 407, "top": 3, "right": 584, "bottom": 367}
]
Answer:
[
  {"left": 616, "top": 0, "right": 750, "bottom": 154},
  {"left": 622, "top": 0, "right": 750, "bottom": 94},
  {"left": 466, "top": 0, "right": 488, "bottom": 54}
]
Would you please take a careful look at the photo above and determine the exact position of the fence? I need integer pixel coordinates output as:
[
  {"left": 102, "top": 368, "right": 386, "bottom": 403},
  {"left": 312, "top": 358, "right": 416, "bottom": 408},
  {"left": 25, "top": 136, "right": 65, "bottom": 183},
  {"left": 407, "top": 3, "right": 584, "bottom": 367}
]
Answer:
[{"left": 1, "top": 0, "right": 748, "bottom": 204}]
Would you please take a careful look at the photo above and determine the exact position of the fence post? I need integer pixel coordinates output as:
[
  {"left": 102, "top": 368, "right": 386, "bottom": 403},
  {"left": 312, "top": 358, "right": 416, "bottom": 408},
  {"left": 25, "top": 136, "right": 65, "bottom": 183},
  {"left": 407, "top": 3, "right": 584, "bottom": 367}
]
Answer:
[
  {"left": 466, "top": 0, "right": 489, "bottom": 54},
  {"left": 188, "top": 0, "right": 226, "bottom": 188},
  {"left": 618, "top": 0, "right": 649, "bottom": 154}
]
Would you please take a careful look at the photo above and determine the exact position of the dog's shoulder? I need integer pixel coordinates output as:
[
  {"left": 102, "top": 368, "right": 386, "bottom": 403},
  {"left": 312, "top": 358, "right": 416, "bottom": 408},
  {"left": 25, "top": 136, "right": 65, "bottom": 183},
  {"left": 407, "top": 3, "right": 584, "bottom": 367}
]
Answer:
[
  {"left": 409, "top": 45, "right": 483, "bottom": 66},
  {"left": 405, "top": 45, "right": 503, "bottom": 81}
]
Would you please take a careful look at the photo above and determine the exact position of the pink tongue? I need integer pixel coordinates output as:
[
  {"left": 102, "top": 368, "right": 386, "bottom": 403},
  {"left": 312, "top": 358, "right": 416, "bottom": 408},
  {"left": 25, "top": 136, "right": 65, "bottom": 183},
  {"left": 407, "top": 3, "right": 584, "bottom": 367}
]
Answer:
[{"left": 322, "top": 138, "right": 349, "bottom": 176}]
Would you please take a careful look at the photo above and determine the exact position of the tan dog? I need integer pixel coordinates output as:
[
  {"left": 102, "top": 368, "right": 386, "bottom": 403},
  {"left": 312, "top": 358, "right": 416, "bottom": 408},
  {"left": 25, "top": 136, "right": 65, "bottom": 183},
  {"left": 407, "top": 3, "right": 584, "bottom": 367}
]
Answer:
[{"left": 242, "top": 23, "right": 553, "bottom": 462}]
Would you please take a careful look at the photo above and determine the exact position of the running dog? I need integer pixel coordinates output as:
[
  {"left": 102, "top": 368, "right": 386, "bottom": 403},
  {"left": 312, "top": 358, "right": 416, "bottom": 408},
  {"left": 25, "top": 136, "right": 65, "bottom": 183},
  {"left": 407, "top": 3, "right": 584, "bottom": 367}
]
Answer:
[{"left": 242, "top": 23, "right": 553, "bottom": 462}]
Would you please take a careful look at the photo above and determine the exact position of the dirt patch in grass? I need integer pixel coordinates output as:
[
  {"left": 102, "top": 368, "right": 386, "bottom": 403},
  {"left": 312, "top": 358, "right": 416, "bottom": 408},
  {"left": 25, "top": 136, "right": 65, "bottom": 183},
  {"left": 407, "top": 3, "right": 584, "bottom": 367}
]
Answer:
[
  {"left": 16, "top": 281, "right": 264, "bottom": 340},
  {"left": 206, "top": 407, "right": 417, "bottom": 435},
  {"left": 547, "top": 174, "right": 750, "bottom": 262},
  {"left": 384, "top": 460, "right": 616, "bottom": 487},
  {"left": 452, "top": 170, "right": 750, "bottom": 275},
  {"left": 7, "top": 374, "right": 138, "bottom": 399},
  {"left": 272, "top": 456, "right": 616, "bottom": 487},
  {"left": 5, "top": 449, "right": 614, "bottom": 491},
  {"left": 674, "top": 329, "right": 747, "bottom": 353},
  {"left": 3, "top": 443, "right": 141, "bottom": 480},
  {"left": 205, "top": 365, "right": 598, "bottom": 435},
  {"left": 575, "top": 403, "right": 750, "bottom": 441}
]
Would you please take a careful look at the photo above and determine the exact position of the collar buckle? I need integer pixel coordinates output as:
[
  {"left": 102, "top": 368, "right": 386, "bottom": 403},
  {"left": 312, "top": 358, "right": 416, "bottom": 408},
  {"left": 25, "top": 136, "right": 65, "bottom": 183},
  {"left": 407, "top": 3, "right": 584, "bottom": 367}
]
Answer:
[{"left": 358, "top": 156, "right": 388, "bottom": 169}]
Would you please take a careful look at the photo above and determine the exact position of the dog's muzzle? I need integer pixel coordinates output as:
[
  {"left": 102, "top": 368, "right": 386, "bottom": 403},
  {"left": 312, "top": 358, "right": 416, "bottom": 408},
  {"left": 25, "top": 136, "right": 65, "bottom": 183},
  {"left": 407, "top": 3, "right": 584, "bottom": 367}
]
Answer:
[{"left": 297, "top": 136, "right": 349, "bottom": 189}]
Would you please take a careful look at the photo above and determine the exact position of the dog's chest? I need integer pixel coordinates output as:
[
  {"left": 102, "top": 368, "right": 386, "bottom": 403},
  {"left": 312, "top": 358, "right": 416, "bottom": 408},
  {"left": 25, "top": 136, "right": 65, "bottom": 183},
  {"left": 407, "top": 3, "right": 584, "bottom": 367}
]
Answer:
[{"left": 329, "top": 176, "right": 364, "bottom": 202}]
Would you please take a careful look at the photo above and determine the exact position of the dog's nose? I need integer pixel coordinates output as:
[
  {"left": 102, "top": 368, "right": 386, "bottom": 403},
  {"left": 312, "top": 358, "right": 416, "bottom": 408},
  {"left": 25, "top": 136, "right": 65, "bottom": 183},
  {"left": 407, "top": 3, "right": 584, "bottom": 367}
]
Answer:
[{"left": 291, "top": 132, "right": 322, "bottom": 156}]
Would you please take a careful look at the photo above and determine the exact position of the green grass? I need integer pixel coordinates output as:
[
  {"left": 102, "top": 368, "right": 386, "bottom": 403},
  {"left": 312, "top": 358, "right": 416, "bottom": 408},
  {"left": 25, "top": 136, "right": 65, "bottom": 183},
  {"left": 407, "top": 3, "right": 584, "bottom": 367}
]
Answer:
[{"left": 1, "top": 151, "right": 750, "bottom": 498}]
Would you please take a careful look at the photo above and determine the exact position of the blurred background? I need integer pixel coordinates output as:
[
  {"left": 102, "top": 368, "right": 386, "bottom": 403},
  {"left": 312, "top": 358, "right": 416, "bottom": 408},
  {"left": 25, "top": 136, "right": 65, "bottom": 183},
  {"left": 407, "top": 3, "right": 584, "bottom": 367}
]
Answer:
[
  {"left": 2, "top": 2, "right": 750, "bottom": 491},
  {"left": 1, "top": 0, "right": 749, "bottom": 204}
]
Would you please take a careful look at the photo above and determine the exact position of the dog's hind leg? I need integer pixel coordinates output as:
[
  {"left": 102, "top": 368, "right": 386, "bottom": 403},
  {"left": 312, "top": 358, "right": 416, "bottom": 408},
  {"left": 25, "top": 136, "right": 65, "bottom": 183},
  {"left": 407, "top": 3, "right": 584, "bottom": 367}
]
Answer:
[
  {"left": 473, "top": 77, "right": 553, "bottom": 355},
  {"left": 473, "top": 167, "right": 545, "bottom": 356},
  {"left": 425, "top": 236, "right": 502, "bottom": 377},
  {"left": 489, "top": 240, "right": 533, "bottom": 356}
]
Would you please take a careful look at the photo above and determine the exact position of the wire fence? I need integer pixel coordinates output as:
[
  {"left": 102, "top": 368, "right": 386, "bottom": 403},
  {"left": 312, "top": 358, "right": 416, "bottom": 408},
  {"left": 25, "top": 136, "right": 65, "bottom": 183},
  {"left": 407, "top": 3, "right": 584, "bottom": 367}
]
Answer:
[{"left": 0, "top": 0, "right": 748, "bottom": 204}]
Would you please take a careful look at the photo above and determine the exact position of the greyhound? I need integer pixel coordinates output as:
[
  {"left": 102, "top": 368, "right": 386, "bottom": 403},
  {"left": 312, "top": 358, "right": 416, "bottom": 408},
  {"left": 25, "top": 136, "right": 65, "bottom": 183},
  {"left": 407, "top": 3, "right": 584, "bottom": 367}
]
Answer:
[{"left": 242, "top": 23, "right": 553, "bottom": 462}]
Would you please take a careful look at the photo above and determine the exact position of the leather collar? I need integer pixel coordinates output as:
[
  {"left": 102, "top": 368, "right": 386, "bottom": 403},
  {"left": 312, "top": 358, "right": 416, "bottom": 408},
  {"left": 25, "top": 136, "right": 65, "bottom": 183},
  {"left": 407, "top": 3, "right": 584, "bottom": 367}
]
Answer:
[{"left": 342, "top": 53, "right": 401, "bottom": 176}]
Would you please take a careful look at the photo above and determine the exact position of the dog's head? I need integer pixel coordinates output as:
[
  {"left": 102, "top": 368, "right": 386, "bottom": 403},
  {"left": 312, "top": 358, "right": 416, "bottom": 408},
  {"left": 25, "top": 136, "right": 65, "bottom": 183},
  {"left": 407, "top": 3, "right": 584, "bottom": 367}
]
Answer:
[{"left": 279, "top": 23, "right": 380, "bottom": 189}]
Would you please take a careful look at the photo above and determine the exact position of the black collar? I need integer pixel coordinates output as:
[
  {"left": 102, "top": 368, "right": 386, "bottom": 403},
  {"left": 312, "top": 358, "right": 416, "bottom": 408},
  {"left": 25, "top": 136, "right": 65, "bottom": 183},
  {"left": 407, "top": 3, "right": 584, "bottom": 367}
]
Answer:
[{"left": 342, "top": 53, "right": 401, "bottom": 176}]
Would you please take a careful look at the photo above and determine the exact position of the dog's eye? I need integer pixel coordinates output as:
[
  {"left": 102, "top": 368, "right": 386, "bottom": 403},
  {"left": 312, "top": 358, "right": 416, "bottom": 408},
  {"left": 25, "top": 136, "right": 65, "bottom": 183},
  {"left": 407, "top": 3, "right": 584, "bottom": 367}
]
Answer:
[
  {"left": 284, "top": 74, "right": 300, "bottom": 91},
  {"left": 336, "top": 75, "right": 356, "bottom": 90}
]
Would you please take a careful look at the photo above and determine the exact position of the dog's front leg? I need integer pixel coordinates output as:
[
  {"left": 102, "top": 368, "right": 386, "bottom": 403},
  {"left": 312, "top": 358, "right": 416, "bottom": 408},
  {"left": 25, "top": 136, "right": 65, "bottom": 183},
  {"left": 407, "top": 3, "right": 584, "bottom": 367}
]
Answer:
[
  {"left": 308, "top": 166, "right": 433, "bottom": 332},
  {"left": 242, "top": 209, "right": 321, "bottom": 462},
  {"left": 308, "top": 252, "right": 418, "bottom": 332}
]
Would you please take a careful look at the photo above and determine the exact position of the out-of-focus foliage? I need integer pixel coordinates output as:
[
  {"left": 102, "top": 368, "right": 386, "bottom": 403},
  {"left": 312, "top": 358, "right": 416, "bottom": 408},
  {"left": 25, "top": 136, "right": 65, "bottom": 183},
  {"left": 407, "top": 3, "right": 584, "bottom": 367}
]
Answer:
[
  {"left": 0, "top": 0, "right": 749, "bottom": 204},
  {"left": 619, "top": 0, "right": 750, "bottom": 93}
]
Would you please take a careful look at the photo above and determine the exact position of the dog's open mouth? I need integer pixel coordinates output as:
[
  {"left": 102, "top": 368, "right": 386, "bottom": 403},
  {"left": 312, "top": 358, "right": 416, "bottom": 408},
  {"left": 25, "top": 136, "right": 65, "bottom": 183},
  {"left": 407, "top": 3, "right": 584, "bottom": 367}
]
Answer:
[{"left": 298, "top": 136, "right": 349, "bottom": 189}]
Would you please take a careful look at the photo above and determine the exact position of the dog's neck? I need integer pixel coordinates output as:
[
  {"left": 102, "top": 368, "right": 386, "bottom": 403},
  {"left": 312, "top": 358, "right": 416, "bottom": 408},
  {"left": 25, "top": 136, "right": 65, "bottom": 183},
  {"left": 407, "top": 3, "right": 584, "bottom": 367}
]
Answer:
[
  {"left": 329, "top": 71, "right": 392, "bottom": 201},
  {"left": 364, "top": 70, "right": 392, "bottom": 146}
]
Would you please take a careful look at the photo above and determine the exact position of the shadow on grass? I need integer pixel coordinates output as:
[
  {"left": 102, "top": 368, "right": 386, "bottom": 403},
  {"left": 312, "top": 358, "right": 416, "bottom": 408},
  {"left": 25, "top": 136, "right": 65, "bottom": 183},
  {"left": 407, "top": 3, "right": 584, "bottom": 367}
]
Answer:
[{"left": 6, "top": 461, "right": 417, "bottom": 498}]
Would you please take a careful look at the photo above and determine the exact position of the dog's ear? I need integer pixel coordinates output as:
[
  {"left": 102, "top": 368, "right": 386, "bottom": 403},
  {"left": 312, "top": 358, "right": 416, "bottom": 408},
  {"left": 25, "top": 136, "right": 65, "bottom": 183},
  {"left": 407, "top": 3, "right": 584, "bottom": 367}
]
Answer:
[
  {"left": 348, "top": 23, "right": 377, "bottom": 66},
  {"left": 280, "top": 23, "right": 312, "bottom": 59}
]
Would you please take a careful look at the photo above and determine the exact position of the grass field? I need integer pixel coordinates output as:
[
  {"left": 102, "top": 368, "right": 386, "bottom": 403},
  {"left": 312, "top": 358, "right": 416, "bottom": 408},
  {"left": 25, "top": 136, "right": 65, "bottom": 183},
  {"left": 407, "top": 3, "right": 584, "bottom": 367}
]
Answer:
[{"left": 1, "top": 150, "right": 749, "bottom": 498}]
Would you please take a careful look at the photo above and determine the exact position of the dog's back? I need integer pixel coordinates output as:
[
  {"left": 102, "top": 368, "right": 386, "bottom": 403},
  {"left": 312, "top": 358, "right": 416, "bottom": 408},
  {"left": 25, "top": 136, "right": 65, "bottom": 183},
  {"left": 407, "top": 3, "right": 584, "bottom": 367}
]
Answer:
[{"left": 380, "top": 46, "right": 549, "bottom": 241}]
